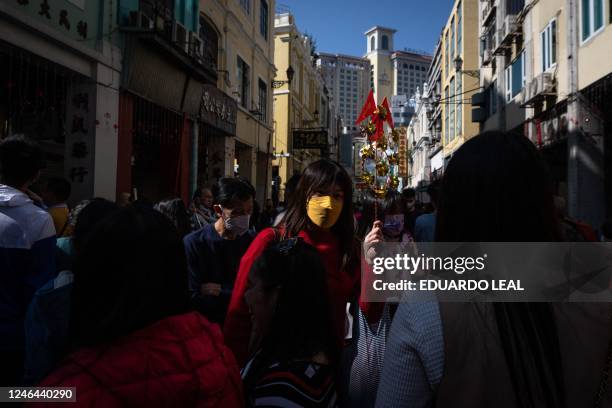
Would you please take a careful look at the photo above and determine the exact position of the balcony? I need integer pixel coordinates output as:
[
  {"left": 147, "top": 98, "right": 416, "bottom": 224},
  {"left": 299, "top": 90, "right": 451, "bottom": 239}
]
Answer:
[
  {"left": 481, "top": 1, "right": 496, "bottom": 26},
  {"left": 120, "top": 11, "right": 217, "bottom": 85}
]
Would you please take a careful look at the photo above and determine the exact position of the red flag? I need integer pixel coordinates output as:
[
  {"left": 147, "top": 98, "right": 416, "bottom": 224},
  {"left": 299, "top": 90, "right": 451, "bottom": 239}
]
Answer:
[
  {"left": 355, "top": 89, "right": 376, "bottom": 124},
  {"left": 381, "top": 97, "right": 394, "bottom": 129}
]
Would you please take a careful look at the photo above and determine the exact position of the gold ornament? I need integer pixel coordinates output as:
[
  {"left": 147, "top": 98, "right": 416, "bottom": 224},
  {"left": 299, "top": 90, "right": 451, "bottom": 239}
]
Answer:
[
  {"left": 376, "top": 137, "right": 387, "bottom": 151},
  {"left": 361, "top": 173, "right": 374, "bottom": 185},
  {"left": 366, "top": 121, "right": 376, "bottom": 135},
  {"left": 360, "top": 145, "right": 375, "bottom": 160},
  {"left": 374, "top": 106, "right": 388, "bottom": 120},
  {"left": 376, "top": 161, "right": 389, "bottom": 177},
  {"left": 373, "top": 188, "right": 386, "bottom": 198},
  {"left": 391, "top": 128, "right": 400, "bottom": 144},
  {"left": 388, "top": 152, "right": 400, "bottom": 165},
  {"left": 388, "top": 175, "right": 400, "bottom": 190}
]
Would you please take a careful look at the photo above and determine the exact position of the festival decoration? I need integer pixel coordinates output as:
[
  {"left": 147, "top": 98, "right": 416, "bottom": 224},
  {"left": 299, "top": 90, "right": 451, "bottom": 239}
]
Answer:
[{"left": 354, "top": 90, "right": 401, "bottom": 198}]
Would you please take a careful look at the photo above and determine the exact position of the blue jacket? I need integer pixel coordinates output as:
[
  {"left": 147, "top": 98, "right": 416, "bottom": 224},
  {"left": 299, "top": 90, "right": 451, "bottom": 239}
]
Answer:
[
  {"left": 0, "top": 185, "right": 57, "bottom": 351},
  {"left": 24, "top": 270, "right": 73, "bottom": 385},
  {"left": 184, "top": 224, "right": 255, "bottom": 324}
]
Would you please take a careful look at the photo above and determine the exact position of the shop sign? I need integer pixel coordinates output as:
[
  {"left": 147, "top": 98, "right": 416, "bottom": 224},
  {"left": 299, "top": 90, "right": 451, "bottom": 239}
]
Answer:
[
  {"left": 292, "top": 129, "right": 328, "bottom": 149},
  {"left": 199, "top": 85, "right": 237, "bottom": 135}
]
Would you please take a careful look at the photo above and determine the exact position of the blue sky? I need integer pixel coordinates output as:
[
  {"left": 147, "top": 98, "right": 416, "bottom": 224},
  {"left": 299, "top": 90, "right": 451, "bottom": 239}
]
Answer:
[{"left": 277, "top": 0, "right": 456, "bottom": 56}]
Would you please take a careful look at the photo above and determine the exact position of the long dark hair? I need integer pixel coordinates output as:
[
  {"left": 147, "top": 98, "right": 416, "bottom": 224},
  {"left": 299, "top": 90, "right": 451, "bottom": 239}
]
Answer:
[
  {"left": 357, "top": 190, "right": 406, "bottom": 240},
  {"left": 70, "top": 207, "right": 190, "bottom": 348},
  {"left": 249, "top": 239, "right": 336, "bottom": 363},
  {"left": 282, "top": 159, "right": 356, "bottom": 268},
  {"left": 436, "top": 131, "right": 564, "bottom": 408}
]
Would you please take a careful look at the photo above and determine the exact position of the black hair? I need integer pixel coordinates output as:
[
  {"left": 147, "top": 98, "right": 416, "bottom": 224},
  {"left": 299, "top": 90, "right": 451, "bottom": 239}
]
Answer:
[
  {"left": 46, "top": 177, "right": 71, "bottom": 202},
  {"left": 192, "top": 188, "right": 202, "bottom": 201},
  {"left": 72, "top": 198, "right": 120, "bottom": 254},
  {"left": 284, "top": 174, "right": 302, "bottom": 207},
  {"left": 154, "top": 197, "right": 192, "bottom": 238},
  {"left": 248, "top": 239, "right": 336, "bottom": 364},
  {"left": 401, "top": 187, "right": 416, "bottom": 200},
  {"left": 212, "top": 177, "right": 254, "bottom": 207},
  {"left": 0, "top": 135, "right": 45, "bottom": 188},
  {"left": 426, "top": 181, "right": 440, "bottom": 207},
  {"left": 70, "top": 207, "right": 190, "bottom": 348},
  {"left": 436, "top": 131, "right": 564, "bottom": 408},
  {"left": 282, "top": 159, "right": 357, "bottom": 270},
  {"left": 357, "top": 190, "right": 406, "bottom": 240}
]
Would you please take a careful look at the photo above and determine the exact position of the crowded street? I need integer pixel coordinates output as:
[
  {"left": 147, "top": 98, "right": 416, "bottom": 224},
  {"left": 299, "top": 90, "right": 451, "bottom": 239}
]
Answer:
[{"left": 1, "top": 0, "right": 612, "bottom": 406}]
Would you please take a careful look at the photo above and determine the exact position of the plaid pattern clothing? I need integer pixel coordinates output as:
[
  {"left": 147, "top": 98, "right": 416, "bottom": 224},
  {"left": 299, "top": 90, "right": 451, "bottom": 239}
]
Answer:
[{"left": 375, "top": 300, "right": 444, "bottom": 407}]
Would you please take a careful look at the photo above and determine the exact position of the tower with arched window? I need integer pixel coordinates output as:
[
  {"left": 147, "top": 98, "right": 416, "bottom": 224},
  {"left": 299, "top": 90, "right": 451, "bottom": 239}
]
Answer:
[{"left": 364, "top": 26, "right": 396, "bottom": 104}]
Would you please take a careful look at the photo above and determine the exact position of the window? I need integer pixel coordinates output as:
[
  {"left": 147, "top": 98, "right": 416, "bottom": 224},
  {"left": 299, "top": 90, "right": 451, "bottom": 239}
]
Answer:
[
  {"left": 451, "top": 17, "right": 455, "bottom": 59},
  {"left": 445, "top": 31, "right": 450, "bottom": 77},
  {"left": 237, "top": 56, "right": 250, "bottom": 108},
  {"left": 444, "top": 86, "right": 450, "bottom": 144},
  {"left": 239, "top": 0, "right": 250, "bottom": 14},
  {"left": 581, "top": 0, "right": 605, "bottom": 41},
  {"left": 258, "top": 79, "right": 267, "bottom": 121},
  {"left": 370, "top": 36, "right": 376, "bottom": 51},
  {"left": 260, "top": 0, "right": 268, "bottom": 40},
  {"left": 199, "top": 16, "right": 219, "bottom": 68},
  {"left": 456, "top": 73, "right": 462, "bottom": 135},
  {"left": 541, "top": 19, "right": 557, "bottom": 71},
  {"left": 504, "top": 52, "right": 525, "bottom": 102},
  {"left": 382, "top": 35, "right": 389, "bottom": 50},
  {"left": 449, "top": 77, "right": 455, "bottom": 141},
  {"left": 457, "top": 1, "right": 463, "bottom": 54}
]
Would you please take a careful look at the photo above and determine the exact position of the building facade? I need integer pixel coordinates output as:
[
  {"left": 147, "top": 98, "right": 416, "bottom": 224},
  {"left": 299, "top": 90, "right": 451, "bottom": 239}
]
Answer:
[
  {"left": 200, "top": 0, "right": 276, "bottom": 203},
  {"left": 317, "top": 53, "right": 370, "bottom": 133},
  {"left": 1, "top": 0, "right": 121, "bottom": 203},
  {"left": 273, "top": 13, "right": 332, "bottom": 200},
  {"left": 473, "top": 0, "right": 611, "bottom": 227},
  {"left": 364, "top": 27, "right": 432, "bottom": 112},
  {"left": 440, "top": 0, "right": 481, "bottom": 159}
]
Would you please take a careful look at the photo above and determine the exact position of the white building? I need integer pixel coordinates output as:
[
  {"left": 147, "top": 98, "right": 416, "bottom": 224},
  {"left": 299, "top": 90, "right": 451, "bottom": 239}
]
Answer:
[
  {"left": 318, "top": 53, "right": 371, "bottom": 132},
  {"left": 364, "top": 26, "right": 432, "bottom": 108},
  {"left": 407, "top": 38, "right": 444, "bottom": 193}
]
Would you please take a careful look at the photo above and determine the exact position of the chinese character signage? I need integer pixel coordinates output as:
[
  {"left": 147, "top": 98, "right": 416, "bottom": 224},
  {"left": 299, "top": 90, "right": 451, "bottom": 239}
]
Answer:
[
  {"left": 292, "top": 129, "right": 328, "bottom": 150},
  {"left": 199, "top": 85, "right": 237, "bottom": 136}
]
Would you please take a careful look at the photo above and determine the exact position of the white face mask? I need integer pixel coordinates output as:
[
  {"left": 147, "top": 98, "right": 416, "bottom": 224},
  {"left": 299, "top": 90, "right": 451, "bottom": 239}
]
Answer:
[{"left": 224, "top": 214, "right": 250, "bottom": 236}]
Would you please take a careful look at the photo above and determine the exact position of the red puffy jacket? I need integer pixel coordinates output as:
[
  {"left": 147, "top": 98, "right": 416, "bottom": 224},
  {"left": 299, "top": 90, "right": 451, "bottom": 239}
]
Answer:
[{"left": 33, "top": 312, "right": 243, "bottom": 407}]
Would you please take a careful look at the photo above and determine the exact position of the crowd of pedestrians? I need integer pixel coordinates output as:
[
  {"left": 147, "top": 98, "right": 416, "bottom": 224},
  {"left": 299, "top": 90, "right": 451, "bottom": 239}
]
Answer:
[{"left": 0, "top": 132, "right": 611, "bottom": 407}]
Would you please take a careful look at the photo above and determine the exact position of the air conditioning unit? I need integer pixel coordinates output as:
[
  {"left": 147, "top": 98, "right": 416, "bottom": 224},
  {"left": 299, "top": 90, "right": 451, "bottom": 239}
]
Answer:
[
  {"left": 128, "top": 11, "right": 154, "bottom": 29},
  {"left": 188, "top": 31, "right": 203, "bottom": 59},
  {"left": 502, "top": 15, "right": 518, "bottom": 42},
  {"left": 524, "top": 72, "right": 555, "bottom": 104}
]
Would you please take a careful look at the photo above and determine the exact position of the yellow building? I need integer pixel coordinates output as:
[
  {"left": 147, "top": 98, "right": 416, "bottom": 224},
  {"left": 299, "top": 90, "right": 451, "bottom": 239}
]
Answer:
[
  {"left": 200, "top": 0, "right": 275, "bottom": 201},
  {"left": 440, "top": 0, "right": 481, "bottom": 158},
  {"left": 273, "top": 13, "right": 330, "bottom": 197}
]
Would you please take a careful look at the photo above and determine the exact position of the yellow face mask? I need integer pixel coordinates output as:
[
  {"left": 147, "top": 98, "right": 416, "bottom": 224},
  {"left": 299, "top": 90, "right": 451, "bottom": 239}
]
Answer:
[{"left": 306, "top": 195, "right": 343, "bottom": 229}]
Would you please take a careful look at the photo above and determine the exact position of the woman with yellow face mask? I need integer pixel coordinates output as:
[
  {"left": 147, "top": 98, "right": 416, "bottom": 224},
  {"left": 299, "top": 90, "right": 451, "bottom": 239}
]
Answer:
[{"left": 225, "top": 159, "right": 375, "bottom": 372}]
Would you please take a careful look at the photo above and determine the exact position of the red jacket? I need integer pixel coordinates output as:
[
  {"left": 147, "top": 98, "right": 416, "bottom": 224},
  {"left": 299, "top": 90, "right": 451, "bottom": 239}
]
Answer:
[
  {"left": 34, "top": 312, "right": 243, "bottom": 407},
  {"left": 224, "top": 227, "right": 364, "bottom": 367}
]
